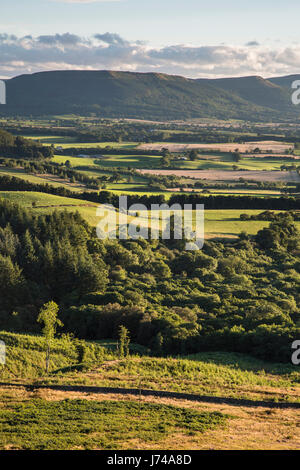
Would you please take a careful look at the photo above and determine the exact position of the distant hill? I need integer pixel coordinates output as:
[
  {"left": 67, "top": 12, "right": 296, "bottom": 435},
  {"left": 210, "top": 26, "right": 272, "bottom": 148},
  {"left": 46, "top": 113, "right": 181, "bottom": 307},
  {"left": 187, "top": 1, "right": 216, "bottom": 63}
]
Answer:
[
  {"left": 200, "top": 76, "right": 291, "bottom": 112},
  {"left": 1, "top": 70, "right": 299, "bottom": 121},
  {"left": 269, "top": 74, "right": 300, "bottom": 89}
]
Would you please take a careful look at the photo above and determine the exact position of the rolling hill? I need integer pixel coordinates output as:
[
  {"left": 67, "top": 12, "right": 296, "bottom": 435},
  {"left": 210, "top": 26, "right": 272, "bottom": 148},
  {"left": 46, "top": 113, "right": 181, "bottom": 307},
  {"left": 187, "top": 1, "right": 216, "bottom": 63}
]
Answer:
[{"left": 1, "top": 70, "right": 300, "bottom": 121}]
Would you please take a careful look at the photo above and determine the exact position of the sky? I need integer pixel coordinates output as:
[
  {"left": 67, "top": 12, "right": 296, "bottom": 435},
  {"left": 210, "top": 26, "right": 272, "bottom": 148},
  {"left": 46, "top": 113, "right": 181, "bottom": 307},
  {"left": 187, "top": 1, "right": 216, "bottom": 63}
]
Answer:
[{"left": 1, "top": 0, "right": 300, "bottom": 79}]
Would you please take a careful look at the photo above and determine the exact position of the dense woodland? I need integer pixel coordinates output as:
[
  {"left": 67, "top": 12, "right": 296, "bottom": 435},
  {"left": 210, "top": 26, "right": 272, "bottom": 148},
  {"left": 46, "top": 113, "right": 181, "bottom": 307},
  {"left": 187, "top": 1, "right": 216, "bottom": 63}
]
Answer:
[
  {"left": 0, "top": 198, "right": 299, "bottom": 362},
  {"left": 0, "top": 129, "right": 53, "bottom": 160}
]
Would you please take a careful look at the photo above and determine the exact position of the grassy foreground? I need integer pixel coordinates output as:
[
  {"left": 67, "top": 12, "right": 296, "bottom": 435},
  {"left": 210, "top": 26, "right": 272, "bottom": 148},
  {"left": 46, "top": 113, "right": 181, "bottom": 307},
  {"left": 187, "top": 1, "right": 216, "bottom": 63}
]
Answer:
[
  {"left": 1, "top": 331, "right": 299, "bottom": 403},
  {"left": 0, "top": 393, "right": 227, "bottom": 450},
  {"left": 0, "top": 331, "right": 299, "bottom": 450}
]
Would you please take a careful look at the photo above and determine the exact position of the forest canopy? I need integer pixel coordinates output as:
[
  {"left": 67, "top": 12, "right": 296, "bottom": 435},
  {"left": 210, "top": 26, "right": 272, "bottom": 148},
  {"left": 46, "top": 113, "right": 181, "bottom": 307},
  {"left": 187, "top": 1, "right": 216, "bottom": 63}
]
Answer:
[{"left": 0, "top": 198, "right": 299, "bottom": 363}]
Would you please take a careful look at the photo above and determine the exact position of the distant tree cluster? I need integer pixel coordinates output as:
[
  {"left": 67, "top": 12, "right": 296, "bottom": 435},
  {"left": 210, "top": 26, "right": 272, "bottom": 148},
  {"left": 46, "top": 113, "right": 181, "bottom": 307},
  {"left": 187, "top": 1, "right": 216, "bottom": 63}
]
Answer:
[{"left": 0, "top": 130, "right": 53, "bottom": 159}]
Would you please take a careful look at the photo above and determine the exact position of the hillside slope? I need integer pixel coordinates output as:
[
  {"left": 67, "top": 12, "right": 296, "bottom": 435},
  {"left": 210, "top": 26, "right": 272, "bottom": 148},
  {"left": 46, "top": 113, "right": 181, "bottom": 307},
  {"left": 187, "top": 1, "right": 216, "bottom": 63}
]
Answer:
[
  {"left": 1, "top": 70, "right": 299, "bottom": 121},
  {"left": 201, "top": 76, "right": 291, "bottom": 111}
]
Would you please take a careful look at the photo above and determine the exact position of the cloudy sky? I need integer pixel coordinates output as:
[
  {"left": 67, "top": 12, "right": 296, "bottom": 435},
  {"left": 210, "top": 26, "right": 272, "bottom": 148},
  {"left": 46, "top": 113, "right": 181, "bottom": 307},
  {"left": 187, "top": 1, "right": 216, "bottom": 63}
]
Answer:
[{"left": 1, "top": 0, "right": 300, "bottom": 79}]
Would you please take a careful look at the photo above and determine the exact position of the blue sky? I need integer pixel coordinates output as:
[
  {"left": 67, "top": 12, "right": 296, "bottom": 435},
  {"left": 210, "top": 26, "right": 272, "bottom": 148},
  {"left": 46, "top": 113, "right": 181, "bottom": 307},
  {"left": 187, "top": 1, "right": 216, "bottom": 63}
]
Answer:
[{"left": 1, "top": 0, "right": 300, "bottom": 78}]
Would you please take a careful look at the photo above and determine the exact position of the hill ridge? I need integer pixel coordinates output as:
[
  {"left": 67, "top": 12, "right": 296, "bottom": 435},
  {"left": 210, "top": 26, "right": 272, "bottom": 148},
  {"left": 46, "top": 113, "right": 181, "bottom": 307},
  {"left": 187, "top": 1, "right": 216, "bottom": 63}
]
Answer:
[{"left": 1, "top": 70, "right": 299, "bottom": 121}]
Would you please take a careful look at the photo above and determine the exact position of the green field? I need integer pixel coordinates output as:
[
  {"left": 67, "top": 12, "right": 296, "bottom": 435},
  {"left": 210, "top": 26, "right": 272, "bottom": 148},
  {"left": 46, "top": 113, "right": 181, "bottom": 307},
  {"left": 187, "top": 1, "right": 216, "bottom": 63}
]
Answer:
[
  {"left": 0, "top": 166, "right": 83, "bottom": 192},
  {"left": 0, "top": 192, "right": 100, "bottom": 226},
  {"left": 21, "top": 135, "right": 78, "bottom": 144},
  {"left": 53, "top": 153, "right": 161, "bottom": 168},
  {"left": 0, "top": 395, "right": 227, "bottom": 450},
  {"left": 24, "top": 135, "right": 139, "bottom": 149},
  {"left": 53, "top": 152, "right": 296, "bottom": 171},
  {"left": 167, "top": 157, "right": 297, "bottom": 171},
  {"left": 0, "top": 191, "right": 286, "bottom": 238}
]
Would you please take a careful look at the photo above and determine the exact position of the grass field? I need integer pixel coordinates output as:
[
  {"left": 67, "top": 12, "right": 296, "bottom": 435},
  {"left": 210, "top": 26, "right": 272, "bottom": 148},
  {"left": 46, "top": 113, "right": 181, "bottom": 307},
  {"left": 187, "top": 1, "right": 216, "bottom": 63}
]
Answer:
[
  {"left": 0, "top": 191, "right": 288, "bottom": 238},
  {"left": 53, "top": 153, "right": 161, "bottom": 169},
  {"left": 0, "top": 166, "right": 84, "bottom": 192},
  {"left": 1, "top": 331, "right": 299, "bottom": 403},
  {"left": 0, "top": 392, "right": 227, "bottom": 450},
  {"left": 166, "top": 157, "right": 299, "bottom": 171},
  {"left": 1, "top": 385, "right": 299, "bottom": 450},
  {"left": 21, "top": 135, "right": 78, "bottom": 144},
  {"left": 0, "top": 192, "right": 100, "bottom": 226},
  {"left": 24, "top": 135, "right": 139, "bottom": 149},
  {"left": 53, "top": 152, "right": 298, "bottom": 172}
]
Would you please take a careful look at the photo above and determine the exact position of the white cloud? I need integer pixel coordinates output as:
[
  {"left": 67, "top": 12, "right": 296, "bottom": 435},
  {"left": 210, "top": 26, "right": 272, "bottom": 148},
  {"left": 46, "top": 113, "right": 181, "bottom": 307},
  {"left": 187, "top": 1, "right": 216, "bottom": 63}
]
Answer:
[{"left": 1, "top": 32, "right": 300, "bottom": 79}]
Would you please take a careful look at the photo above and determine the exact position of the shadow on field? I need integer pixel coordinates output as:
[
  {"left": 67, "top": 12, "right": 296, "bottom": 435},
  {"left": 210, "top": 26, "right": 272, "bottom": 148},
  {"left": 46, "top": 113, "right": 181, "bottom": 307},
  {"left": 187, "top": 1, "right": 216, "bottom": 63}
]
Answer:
[{"left": 0, "top": 382, "right": 299, "bottom": 409}]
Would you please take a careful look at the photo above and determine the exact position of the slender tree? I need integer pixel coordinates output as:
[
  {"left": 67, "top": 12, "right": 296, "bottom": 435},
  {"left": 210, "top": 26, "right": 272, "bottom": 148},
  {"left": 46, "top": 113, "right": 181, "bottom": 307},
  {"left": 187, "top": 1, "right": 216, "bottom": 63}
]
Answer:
[
  {"left": 118, "top": 325, "right": 130, "bottom": 358},
  {"left": 37, "top": 301, "right": 63, "bottom": 373}
]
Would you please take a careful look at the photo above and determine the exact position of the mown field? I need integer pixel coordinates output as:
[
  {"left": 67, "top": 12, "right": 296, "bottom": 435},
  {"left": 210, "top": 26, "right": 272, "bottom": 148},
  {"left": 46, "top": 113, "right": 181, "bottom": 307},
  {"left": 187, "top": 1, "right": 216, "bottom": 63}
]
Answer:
[{"left": 139, "top": 168, "right": 300, "bottom": 183}]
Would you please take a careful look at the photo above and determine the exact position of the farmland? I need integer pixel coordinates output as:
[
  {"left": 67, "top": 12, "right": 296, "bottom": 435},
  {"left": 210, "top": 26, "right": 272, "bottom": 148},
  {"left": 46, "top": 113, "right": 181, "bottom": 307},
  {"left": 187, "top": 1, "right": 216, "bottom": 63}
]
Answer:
[
  {"left": 0, "top": 192, "right": 100, "bottom": 226},
  {"left": 0, "top": 119, "right": 300, "bottom": 452},
  {"left": 0, "top": 166, "right": 84, "bottom": 191},
  {"left": 0, "top": 191, "right": 290, "bottom": 238},
  {"left": 139, "top": 141, "right": 293, "bottom": 154},
  {"left": 139, "top": 169, "right": 300, "bottom": 183},
  {"left": 53, "top": 153, "right": 163, "bottom": 169},
  {"left": 138, "top": 141, "right": 294, "bottom": 153}
]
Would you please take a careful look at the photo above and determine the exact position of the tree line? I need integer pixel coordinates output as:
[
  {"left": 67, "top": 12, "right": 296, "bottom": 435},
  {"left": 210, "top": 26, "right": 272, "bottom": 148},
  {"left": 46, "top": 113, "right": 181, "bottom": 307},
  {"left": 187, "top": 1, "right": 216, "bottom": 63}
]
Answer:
[{"left": 0, "top": 129, "right": 53, "bottom": 160}]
